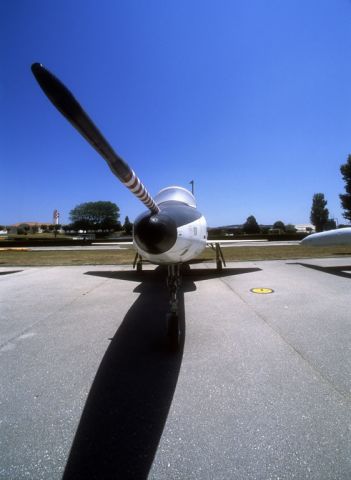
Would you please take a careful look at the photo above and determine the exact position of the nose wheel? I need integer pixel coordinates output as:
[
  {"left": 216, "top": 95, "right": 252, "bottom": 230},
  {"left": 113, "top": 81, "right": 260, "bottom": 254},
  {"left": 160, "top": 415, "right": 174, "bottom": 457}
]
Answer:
[{"left": 166, "top": 264, "right": 182, "bottom": 349}]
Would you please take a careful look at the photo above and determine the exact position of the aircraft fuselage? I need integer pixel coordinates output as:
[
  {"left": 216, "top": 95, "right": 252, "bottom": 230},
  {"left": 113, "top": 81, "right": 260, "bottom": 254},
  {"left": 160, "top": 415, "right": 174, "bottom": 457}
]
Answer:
[{"left": 133, "top": 186, "right": 207, "bottom": 264}]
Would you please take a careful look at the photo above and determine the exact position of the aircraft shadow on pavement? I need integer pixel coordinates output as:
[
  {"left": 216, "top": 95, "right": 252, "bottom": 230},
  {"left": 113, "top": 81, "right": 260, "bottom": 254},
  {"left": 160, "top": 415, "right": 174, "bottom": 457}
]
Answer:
[
  {"left": 63, "top": 268, "right": 186, "bottom": 479},
  {"left": 0, "top": 270, "right": 23, "bottom": 276},
  {"left": 63, "top": 266, "right": 259, "bottom": 479},
  {"left": 84, "top": 265, "right": 261, "bottom": 284},
  {"left": 293, "top": 262, "right": 351, "bottom": 280}
]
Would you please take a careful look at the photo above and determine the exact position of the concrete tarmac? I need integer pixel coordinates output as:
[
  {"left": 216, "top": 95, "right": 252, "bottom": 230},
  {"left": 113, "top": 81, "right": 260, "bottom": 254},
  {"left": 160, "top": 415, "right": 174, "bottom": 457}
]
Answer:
[{"left": 0, "top": 258, "right": 350, "bottom": 479}]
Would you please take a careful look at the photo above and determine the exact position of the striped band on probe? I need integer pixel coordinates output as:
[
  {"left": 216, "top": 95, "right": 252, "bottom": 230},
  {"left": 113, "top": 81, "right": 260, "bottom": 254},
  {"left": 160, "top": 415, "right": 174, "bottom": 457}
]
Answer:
[{"left": 123, "top": 170, "right": 160, "bottom": 214}]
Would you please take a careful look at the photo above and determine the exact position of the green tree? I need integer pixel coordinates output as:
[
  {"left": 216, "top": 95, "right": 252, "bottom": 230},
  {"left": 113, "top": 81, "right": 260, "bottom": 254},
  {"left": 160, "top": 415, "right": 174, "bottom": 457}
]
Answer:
[
  {"left": 285, "top": 224, "right": 297, "bottom": 233},
  {"left": 340, "top": 154, "right": 351, "bottom": 222},
  {"left": 243, "top": 215, "right": 260, "bottom": 234},
  {"left": 19, "top": 223, "right": 30, "bottom": 233},
  {"left": 53, "top": 224, "right": 61, "bottom": 237},
  {"left": 273, "top": 221, "right": 286, "bottom": 231},
  {"left": 123, "top": 216, "right": 133, "bottom": 235},
  {"left": 69, "top": 201, "right": 120, "bottom": 231},
  {"left": 310, "top": 193, "right": 329, "bottom": 232},
  {"left": 325, "top": 219, "right": 337, "bottom": 231}
]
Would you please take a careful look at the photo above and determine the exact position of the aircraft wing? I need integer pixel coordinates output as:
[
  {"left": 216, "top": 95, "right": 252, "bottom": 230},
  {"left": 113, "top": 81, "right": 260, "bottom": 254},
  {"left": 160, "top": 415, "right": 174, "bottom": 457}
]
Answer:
[{"left": 300, "top": 228, "right": 351, "bottom": 246}]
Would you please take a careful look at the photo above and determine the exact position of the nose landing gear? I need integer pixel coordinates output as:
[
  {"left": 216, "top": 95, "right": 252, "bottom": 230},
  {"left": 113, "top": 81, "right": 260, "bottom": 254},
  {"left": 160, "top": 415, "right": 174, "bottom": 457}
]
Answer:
[{"left": 166, "top": 264, "right": 182, "bottom": 350}]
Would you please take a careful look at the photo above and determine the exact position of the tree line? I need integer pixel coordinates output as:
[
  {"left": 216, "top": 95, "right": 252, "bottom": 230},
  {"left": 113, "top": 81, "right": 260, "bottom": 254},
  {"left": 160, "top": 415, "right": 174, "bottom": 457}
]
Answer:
[
  {"left": 310, "top": 154, "right": 351, "bottom": 232},
  {"left": 1, "top": 202, "right": 133, "bottom": 236},
  {"left": 241, "top": 154, "right": 351, "bottom": 234},
  {"left": 65, "top": 201, "right": 133, "bottom": 234}
]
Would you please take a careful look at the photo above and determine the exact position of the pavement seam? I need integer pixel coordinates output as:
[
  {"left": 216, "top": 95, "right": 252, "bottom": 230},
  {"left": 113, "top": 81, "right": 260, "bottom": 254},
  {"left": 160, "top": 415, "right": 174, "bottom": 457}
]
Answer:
[{"left": 217, "top": 274, "right": 351, "bottom": 405}]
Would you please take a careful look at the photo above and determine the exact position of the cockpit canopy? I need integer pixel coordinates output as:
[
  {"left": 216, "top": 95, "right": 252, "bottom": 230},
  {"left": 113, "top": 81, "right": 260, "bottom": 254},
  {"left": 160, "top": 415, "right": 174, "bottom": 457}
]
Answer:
[{"left": 154, "top": 186, "right": 197, "bottom": 208}]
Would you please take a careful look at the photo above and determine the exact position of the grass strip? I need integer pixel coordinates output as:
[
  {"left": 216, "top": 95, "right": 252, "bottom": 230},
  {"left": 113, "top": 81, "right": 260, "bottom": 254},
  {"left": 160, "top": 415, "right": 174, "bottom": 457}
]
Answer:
[{"left": 1, "top": 245, "right": 351, "bottom": 267}]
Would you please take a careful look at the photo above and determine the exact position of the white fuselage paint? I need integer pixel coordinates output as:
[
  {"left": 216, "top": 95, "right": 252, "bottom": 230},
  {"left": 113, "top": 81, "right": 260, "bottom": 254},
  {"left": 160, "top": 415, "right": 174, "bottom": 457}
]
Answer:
[
  {"left": 134, "top": 215, "right": 207, "bottom": 264},
  {"left": 300, "top": 227, "right": 351, "bottom": 246}
]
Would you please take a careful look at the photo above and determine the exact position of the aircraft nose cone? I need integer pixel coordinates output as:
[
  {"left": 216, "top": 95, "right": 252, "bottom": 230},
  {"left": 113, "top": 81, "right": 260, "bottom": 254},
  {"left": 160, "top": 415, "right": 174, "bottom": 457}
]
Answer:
[{"left": 134, "top": 212, "right": 177, "bottom": 254}]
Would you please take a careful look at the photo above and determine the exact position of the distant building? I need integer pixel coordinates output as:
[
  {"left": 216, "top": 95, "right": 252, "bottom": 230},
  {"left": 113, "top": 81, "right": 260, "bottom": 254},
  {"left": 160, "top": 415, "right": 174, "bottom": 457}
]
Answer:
[{"left": 295, "top": 224, "right": 315, "bottom": 233}]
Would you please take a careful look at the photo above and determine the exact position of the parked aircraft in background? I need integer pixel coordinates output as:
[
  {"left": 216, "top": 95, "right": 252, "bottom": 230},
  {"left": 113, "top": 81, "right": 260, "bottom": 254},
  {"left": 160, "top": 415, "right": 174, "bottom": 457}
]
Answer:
[{"left": 300, "top": 227, "right": 351, "bottom": 246}]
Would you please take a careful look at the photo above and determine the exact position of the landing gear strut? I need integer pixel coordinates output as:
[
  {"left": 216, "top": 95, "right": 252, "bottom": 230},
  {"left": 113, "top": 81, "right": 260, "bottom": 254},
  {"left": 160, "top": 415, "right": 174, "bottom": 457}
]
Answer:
[
  {"left": 214, "top": 243, "right": 226, "bottom": 271},
  {"left": 166, "top": 264, "right": 182, "bottom": 349},
  {"left": 133, "top": 253, "right": 143, "bottom": 272}
]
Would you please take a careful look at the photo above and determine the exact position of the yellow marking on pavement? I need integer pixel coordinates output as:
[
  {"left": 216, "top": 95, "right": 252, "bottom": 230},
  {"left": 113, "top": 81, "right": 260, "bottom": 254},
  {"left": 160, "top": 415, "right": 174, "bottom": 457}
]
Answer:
[{"left": 251, "top": 288, "right": 274, "bottom": 294}]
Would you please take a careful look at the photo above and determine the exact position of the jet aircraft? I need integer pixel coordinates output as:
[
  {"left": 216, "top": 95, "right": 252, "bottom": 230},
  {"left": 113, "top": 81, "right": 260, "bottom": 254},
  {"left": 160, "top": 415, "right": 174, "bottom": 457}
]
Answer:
[{"left": 31, "top": 63, "right": 226, "bottom": 347}]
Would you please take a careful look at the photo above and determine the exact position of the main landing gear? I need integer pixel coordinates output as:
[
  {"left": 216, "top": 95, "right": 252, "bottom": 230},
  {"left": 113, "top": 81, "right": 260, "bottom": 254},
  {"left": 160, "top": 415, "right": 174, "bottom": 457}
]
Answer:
[
  {"left": 133, "top": 252, "right": 143, "bottom": 272},
  {"left": 210, "top": 242, "right": 226, "bottom": 271},
  {"left": 166, "top": 264, "right": 182, "bottom": 350}
]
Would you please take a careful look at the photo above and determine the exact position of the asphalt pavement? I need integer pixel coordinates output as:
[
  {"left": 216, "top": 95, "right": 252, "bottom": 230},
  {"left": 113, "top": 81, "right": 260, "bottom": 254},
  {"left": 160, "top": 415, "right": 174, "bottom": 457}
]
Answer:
[{"left": 0, "top": 258, "right": 350, "bottom": 479}]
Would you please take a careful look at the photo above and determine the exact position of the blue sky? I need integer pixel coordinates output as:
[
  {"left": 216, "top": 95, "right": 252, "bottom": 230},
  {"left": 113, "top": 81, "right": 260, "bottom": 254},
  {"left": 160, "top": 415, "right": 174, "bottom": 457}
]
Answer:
[{"left": 1, "top": 0, "right": 351, "bottom": 227}]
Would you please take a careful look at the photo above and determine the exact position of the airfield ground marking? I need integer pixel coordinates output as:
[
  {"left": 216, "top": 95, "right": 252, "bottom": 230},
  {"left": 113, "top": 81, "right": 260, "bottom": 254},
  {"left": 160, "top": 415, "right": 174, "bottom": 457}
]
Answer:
[{"left": 250, "top": 288, "right": 274, "bottom": 294}]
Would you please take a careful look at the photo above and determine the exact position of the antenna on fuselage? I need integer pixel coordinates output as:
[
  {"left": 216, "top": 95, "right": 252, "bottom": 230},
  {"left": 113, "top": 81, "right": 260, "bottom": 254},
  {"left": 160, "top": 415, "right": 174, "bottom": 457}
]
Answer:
[{"left": 31, "top": 63, "right": 160, "bottom": 214}]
